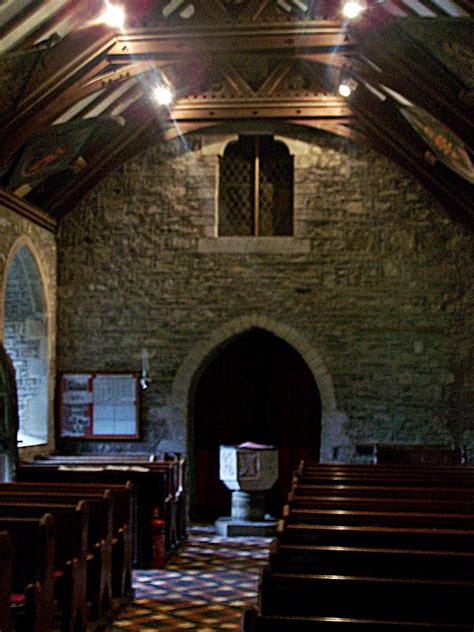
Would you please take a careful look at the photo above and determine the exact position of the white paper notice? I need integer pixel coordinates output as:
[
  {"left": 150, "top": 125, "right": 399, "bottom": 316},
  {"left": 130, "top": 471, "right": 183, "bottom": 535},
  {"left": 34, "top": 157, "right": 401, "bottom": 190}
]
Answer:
[
  {"left": 92, "top": 375, "right": 137, "bottom": 436},
  {"left": 62, "top": 374, "right": 92, "bottom": 404}
]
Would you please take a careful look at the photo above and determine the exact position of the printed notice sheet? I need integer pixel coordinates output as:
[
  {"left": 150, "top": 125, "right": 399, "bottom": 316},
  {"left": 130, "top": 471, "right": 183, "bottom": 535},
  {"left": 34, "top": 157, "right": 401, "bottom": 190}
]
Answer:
[
  {"left": 60, "top": 374, "right": 93, "bottom": 437},
  {"left": 60, "top": 372, "right": 139, "bottom": 438},
  {"left": 92, "top": 375, "right": 136, "bottom": 436}
]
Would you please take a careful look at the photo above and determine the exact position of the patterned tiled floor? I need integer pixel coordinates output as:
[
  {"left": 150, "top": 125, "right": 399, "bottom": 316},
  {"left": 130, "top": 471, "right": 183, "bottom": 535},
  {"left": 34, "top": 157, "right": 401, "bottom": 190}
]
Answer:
[{"left": 107, "top": 525, "right": 271, "bottom": 631}]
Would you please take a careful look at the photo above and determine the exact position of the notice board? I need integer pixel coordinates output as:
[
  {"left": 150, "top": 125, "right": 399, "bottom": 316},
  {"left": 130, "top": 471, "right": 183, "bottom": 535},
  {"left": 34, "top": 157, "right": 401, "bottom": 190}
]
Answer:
[{"left": 59, "top": 372, "right": 140, "bottom": 439}]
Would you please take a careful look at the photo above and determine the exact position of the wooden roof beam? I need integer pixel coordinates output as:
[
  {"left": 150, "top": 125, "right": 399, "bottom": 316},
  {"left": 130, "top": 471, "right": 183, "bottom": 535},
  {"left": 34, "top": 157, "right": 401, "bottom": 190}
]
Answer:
[
  {"left": 107, "top": 23, "right": 352, "bottom": 60},
  {"left": 45, "top": 97, "right": 161, "bottom": 215},
  {"left": 7, "top": 0, "right": 104, "bottom": 54},
  {"left": 0, "top": 25, "right": 117, "bottom": 161},
  {"left": 351, "top": 87, "right": 474, "bottom": 230},
  {"left": 352, "top": 23, "right": 473, "bottom": 145},
  {"left": 170, "top": 96, "right": 352, "bottom": 120}
]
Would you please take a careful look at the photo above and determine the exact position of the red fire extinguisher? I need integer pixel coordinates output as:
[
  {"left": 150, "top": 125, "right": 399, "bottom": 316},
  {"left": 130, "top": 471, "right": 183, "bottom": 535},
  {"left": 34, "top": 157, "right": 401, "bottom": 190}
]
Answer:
[{"left": 151, "top": 508, "right": 166, "bottom": 568}]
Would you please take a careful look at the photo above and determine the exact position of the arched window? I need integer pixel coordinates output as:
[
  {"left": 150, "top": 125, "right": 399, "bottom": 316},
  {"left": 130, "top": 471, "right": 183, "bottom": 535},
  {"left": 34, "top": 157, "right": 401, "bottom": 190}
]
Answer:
[
  {"left": 3, "top": 246, "right": 48, "bottom": 446},
  {"left": 218, "top": 135, "right": 293, "bottom": 236}
]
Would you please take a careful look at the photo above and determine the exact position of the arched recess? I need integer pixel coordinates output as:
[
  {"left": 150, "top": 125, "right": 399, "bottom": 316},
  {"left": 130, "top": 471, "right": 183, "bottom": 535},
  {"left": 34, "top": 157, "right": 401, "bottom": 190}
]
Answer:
[
  {"left": 0, "top": 343, "right": 19, "bottom": 481},
  {"left": 2, "top": 241, "right": 49, "bottom": 447},
  {"left": 171, "top": 313, "right": 338, "bottom": 520}
]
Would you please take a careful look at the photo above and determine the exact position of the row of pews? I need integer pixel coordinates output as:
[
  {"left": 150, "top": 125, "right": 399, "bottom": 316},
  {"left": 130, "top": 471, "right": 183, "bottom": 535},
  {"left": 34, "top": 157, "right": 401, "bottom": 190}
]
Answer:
[
  {"left": 243, "top": 460, "right": 474, "bottom": 631},
  {"left": 0, "top": 479, "right": 132, "bottom": 632},
  {"left": 0, "top": 453, "right": 187, "bottom": 632}
]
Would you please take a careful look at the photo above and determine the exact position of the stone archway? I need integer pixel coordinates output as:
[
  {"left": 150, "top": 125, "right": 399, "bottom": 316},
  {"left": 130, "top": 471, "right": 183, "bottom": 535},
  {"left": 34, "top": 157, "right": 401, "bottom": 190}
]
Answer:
[{"left": 171, "top": 313, "right": 345, "bottom": 518}]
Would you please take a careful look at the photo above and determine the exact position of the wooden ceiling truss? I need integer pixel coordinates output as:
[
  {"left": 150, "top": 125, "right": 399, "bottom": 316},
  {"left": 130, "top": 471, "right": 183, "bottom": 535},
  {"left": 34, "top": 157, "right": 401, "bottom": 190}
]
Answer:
[{"left": 0, "top": 0, "right": 471, "bottom": 228}]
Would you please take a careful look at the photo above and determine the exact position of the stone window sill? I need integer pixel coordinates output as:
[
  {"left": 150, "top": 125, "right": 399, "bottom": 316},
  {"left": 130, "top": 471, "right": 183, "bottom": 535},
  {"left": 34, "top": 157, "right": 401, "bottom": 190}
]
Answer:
[
  {"left": 198, "top": 237, "right": 311, "bottom": 254},
  {"left": 17, "top": 432, "right": 48, "bottom": 448}
]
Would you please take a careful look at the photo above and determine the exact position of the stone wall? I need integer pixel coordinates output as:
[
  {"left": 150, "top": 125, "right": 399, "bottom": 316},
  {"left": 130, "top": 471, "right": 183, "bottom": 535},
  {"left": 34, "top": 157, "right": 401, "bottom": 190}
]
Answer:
[
  {"left": 0, "top": 200, "right": 57, "bottom": 459},
  {"left": 56, "top": 131, "right": 474, "bottom": 461}
]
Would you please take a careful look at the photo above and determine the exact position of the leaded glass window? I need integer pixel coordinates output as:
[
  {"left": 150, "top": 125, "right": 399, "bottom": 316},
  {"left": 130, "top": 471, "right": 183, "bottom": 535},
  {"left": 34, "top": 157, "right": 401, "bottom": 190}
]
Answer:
[{"left": 218, "top": 135, "right": 293, "bottom": 236}]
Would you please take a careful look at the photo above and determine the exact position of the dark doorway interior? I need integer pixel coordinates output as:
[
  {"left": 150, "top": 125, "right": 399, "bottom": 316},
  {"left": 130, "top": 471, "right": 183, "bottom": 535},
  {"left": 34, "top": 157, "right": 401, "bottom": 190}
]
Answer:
[{"left": 192, "top": 328, "right": 321, "bottom": 521}]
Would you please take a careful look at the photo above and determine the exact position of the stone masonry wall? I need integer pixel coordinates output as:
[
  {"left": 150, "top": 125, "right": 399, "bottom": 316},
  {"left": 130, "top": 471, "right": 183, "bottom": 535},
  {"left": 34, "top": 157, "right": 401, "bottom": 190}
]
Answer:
[
  {"left": 56, "top": 131, "right": 474, "bottom": 461},
  {"left": 0, "top": 202, "right": 57, "bottom": 459}
]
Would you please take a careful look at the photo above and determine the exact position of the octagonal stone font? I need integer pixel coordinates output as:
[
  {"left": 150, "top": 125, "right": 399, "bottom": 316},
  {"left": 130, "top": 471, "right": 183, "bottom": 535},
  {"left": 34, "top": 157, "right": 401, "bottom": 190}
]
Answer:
[{"left": 219, "top": 442, "right": 279, "bottom": 492}]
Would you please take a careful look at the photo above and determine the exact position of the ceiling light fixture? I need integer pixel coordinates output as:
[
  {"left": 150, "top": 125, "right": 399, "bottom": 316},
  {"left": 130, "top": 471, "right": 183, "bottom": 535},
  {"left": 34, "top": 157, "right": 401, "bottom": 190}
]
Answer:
[
  {"left": 342, "top": 1, "right": 365, "bottom": 18},
  {"left": 153, "top": 85, "right": 174, "bottom": 106},
  {"left": 338, "top": 78, "right": 358, "bottom": 97},
  {"left": 101, "top": 1, "right": 126, "bottom": 29}
]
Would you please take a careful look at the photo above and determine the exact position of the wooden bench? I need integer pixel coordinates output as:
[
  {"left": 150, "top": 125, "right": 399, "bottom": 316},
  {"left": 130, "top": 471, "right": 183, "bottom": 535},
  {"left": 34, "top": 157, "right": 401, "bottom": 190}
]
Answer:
[
  {"left": 242, "top": 608, "right": 474, "bottom": 631},
  {"left": 373, "top": 445, "right": 466, "bottom": 465},
  {"left": 0, "top": 514, "right": 55, "bottom": 632},
  {"left": 268, "top": 539, "right": 474, "bottom": 580},
  {"left": 31, "top": 455, "right": 187, "bottom": 547},
  {"left": 292, "top": 470, "right": 474, "bottom": 487},
  {"left": 0, "top": 531, "right": 12, "bottom": 632},
  {"left": 296, "top": 461, "right": 471, "bottom": 474},
  {"left": 281, "top": 505, "right": 474, "bottom": 530},
  {"left": 289, "top": 483, "right": 474, "bottom": 500},
  {"left": 18, "top": 461, "right": 179, "bottom": 568},
  {"left": 286, "top": 493, "right": 474, "bottom": 515},
  {"left": 247, "top": 463, "right": 474, "bottom": 632},
  {"left": 0, "top": 483, "right": 115, "bottom": 621},
  {"left": 3, "top": 480, "right": 132, "bottom": 598},
  {"left": 277, "top": 520, "right": 474, "bottom": 550},
  {"left": 0, "top": 500, "right": 88, "bottom": 632},
  {"left": 258, "top": 569, "right": 474, "bottom": 623}
]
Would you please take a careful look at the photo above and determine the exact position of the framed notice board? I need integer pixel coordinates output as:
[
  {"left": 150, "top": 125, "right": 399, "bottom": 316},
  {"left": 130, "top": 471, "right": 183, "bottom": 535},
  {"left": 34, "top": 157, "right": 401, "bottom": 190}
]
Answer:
[{"left": 59, "top": 372, "right": 140, "bottom": 439}]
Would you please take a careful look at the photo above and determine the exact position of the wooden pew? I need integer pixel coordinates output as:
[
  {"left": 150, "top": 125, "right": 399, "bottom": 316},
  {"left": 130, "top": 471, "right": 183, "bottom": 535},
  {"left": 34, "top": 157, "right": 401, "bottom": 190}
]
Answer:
[
  {"left": 0, "top": 514, "right": 55, "bottom": 632},
  {"left": 292, "top": 462, "right": 474, "bottom": 489},
  {"left": 0, "top": 483, "right": 114, "bottom": 621},
  {"left": 246, "top": 462, "right": 474, "bottom": 632},
  {"left": 0, "top": 531, "right": 12, "bottom": 632},
  {"left": 2, "top": 479, "right": 132, "bottom": 595},
  {"left": 286, "top": 493, "right": 474, "bottom": 515},
  {"left": 289, "top": 483, "right": 474, "bottom": 500},
  {"left": 296, "top": 461, "right": 471, "bottom": 473},
  {"left": 277, "top": 519, "right": 474, "bottom": 549},
  {"left": 43, "top": 454, "right": 158, "bottom": 463},
  {"left": 268, "top": 539, "right": 474, "bottom": 580},
  {"left": 291, "top": 470, "right": 474, "bottom": 487},
  {"left": 258, "top": 568, "right": 474, "bottom": 623},
  {"left": 31, "top": 455, "right": 187, "bottom": 546},
  {"left": 373, "top": 444, "right": 465, "bottom": 465},
  {"left": 18, "top": 460, "right": 181, "bottom": 567},
  {"left": 242, "top": 607, "right": 474, "bottom": 631},
  {"left": 281, "top": 505, "right": 474, "bottom": 530},
  {"left": 0, "top": 500, "right": 88, "bottom": 632}
]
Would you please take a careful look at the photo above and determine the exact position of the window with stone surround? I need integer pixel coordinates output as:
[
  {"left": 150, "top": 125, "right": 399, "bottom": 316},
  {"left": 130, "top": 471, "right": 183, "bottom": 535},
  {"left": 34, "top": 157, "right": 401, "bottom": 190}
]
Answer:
[
  {"left": 218, "top": 135, "right": 293, "bottom": 236},
  {"left": 3, "top": 246, "right": 48, "bottom": 447}
]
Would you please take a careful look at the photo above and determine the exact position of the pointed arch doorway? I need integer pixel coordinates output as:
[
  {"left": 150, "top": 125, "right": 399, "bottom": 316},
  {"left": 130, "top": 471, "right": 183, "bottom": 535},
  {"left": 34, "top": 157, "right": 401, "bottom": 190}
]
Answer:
[{"left": 192, "top": 328, "right": 321, "bottom": 521}]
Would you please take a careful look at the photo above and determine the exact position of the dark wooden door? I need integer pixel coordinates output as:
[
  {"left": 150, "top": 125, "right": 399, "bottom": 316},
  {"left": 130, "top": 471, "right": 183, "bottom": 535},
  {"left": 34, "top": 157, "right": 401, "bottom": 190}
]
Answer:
[{"left": 192, "top": 328, "right": 321, "bottom": 520}]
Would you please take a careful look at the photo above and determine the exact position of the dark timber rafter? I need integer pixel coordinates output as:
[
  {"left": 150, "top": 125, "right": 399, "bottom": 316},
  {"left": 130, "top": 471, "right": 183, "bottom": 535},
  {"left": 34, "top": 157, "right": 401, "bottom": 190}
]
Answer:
[
  {"left": 352, "top": 20, "right": 473, "bottom": 145},
  {"left": 0, "top": 0, "right": 471, "bottom": 228},
  {"left": 107, "top": 22, "right": 352, "bottom": 59},
  {"left": 351, "top": 85, "right": 474, "bottom": 230},
  {"left": 0, "top": 26, "right": 116, "bottom": 161}
]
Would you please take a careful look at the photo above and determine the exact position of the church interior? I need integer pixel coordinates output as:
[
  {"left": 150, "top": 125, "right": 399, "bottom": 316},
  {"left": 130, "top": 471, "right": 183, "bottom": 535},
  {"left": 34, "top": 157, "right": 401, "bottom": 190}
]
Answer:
[{"left": 0, "top": 0, "right": 473, "bottom": 629}]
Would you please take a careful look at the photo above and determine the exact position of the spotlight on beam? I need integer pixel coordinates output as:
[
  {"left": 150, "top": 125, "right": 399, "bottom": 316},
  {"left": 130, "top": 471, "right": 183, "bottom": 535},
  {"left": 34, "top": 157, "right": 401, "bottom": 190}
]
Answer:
[
  {"left": 101, "top": 1, "right": 126, "bottom": 28},
  {"left": 153, "top": 85, "right": 174, "bottom": 106},
  {"left": 338, "top": 78, "right": 358, "bottom": 97},
  {"left": 342, "top": 1, "right": 365, "bottom": 18}
]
